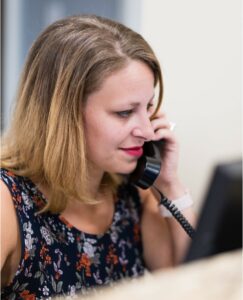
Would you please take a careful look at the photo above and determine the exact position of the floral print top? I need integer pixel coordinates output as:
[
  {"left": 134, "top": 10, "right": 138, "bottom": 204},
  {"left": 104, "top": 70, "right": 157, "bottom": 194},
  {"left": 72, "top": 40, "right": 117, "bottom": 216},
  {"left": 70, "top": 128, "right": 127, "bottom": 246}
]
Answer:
[{"left": 1, "top": 169, "right": 145, "bottom": 299}]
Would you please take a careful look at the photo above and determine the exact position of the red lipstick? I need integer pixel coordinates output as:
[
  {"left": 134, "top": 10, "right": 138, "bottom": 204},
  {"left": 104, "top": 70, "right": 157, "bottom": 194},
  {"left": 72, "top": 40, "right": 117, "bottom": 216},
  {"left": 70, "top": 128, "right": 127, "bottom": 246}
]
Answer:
[{"left": 121, "top": 147, "right": 143, "bottom": 157}]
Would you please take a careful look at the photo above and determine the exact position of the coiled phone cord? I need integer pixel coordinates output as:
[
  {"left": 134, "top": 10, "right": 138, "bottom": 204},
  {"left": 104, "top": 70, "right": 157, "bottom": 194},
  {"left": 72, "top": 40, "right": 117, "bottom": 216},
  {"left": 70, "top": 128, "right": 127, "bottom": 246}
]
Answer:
[{"left": 154, "top": 187, "right": 196, "bottom": 239}]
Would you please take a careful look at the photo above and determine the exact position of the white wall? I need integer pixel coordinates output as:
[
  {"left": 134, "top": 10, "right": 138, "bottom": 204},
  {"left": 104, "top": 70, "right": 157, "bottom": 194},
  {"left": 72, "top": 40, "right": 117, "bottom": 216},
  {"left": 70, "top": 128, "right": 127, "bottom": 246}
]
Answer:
[{"left": 140, "top": 0, "right": 241, "bottom": 210}]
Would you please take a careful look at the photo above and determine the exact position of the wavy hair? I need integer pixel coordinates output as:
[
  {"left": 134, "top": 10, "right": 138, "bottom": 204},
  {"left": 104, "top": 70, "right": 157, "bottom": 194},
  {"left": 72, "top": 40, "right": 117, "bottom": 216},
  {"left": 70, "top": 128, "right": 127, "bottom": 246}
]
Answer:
[{"left": 1, "top": 15, "right": 163, "bottom": 213}]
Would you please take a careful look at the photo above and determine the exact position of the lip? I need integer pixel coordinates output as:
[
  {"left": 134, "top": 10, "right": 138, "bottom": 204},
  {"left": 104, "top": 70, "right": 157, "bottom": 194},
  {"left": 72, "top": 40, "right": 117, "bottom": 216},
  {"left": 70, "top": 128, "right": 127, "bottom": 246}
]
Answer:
[{"left": 120, "top": 146, "right": 143, "bottom": 157}]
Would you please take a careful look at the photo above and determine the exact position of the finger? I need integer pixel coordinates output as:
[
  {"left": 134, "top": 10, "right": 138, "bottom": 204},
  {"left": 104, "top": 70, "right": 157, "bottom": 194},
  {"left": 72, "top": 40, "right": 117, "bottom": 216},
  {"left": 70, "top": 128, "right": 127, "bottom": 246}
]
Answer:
[
  {"left": 151, "top": 128, "right": 177, "bottom": 143},
  {"left": 151, "top": 118, "right": 170, "bottom": 132}
]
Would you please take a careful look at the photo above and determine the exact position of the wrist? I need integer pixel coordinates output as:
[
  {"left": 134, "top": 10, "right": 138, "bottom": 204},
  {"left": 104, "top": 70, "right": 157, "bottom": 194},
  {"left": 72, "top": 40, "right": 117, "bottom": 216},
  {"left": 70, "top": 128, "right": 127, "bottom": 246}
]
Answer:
[{"left": 159, "top": 191, "right": 194, "bottom": 218}]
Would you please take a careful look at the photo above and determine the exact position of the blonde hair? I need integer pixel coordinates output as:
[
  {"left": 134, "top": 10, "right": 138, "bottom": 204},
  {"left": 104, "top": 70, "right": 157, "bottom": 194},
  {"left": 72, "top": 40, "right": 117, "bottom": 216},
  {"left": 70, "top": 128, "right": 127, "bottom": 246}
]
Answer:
[{"left": 1, "top": 15, "right": 163, "bottom": 213}]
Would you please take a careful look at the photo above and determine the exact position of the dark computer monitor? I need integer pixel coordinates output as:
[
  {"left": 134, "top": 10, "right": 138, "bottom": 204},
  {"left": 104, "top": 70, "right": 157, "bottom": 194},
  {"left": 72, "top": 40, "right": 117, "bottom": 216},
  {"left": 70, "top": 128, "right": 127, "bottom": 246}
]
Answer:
[{"left": 183, "top": 159, "right": 242, "bottom": 263}]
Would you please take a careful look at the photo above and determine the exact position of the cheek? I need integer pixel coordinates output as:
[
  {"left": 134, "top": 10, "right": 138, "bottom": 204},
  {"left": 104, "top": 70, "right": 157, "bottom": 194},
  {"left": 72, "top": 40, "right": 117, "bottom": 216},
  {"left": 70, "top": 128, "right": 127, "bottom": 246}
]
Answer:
[
  {"left": 84, "top": 118, "right": 118, "bottom": 151},
  {"left": 84, "top": 109, "right": 134, "bottom": 154}
]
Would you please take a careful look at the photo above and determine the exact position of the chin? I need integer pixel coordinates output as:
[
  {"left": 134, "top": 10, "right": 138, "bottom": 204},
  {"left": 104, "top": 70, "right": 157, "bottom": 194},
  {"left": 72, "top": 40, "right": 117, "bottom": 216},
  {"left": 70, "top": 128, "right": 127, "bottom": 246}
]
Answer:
[{"left": 114, "top": 161, "right": 138, "bottom": 175}]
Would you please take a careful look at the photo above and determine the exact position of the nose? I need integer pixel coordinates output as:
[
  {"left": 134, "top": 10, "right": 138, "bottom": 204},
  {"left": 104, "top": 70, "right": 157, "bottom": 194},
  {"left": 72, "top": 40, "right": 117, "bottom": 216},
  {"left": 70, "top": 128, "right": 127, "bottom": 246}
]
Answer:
[{"left": 132, "top": 115, "right": 155, "bottom": 141}]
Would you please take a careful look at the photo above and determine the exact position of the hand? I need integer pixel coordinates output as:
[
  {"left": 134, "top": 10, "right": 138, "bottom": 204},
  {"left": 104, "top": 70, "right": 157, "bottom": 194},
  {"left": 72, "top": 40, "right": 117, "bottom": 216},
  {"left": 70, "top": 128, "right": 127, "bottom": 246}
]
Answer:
[{"left": 150, "top": 111, "right": 185, "bottom": 198}]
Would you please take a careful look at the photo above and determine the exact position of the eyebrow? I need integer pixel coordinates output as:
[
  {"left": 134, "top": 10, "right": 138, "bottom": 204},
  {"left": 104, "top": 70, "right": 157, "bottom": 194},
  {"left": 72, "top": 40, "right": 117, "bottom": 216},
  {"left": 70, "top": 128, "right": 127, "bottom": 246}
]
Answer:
[{"left": 128, "top": 94, "right": 155, "bottom": 107}]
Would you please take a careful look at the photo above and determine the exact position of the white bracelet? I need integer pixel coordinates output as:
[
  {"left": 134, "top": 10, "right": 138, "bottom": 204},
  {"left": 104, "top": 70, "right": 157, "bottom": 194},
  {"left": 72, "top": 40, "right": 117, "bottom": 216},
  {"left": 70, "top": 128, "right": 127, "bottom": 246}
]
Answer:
[{"left": 159, "top": 192, "right": 193, "bottom": 218}]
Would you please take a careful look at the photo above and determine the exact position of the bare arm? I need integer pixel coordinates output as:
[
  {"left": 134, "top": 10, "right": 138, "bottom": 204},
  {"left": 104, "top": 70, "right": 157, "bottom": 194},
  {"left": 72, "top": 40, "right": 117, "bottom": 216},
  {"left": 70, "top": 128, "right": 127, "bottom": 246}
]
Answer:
[
  {"left": 152, "top": 181, "right": 197, "bottom": 264},
  {"left": 139, "top": 188, "right": 174, "bottom": 270},
  {"left": 140, "top": 184, "right": 197, "bottom": 271},
  {"left": 0, "top": 180, "right": 19, "bottom": 287}
]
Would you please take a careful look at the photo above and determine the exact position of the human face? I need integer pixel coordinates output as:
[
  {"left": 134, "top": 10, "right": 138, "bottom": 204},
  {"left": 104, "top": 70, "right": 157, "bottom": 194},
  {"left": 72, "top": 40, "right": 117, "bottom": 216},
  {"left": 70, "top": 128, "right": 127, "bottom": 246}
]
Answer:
[{"left": 83, "top": 60, "right": 156, "bottom": 176}]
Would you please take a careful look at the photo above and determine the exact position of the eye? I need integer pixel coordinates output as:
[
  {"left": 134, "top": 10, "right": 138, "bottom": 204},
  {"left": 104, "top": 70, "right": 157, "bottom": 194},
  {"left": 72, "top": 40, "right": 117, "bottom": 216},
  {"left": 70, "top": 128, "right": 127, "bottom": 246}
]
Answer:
[{"left": 116, "top": 109, "right": 134, "bottom": 118}]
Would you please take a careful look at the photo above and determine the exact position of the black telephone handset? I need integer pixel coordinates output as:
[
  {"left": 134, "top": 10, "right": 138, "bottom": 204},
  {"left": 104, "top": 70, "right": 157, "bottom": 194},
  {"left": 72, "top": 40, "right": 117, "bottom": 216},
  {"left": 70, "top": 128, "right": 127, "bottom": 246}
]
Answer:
[{"left": 129, "top": 140, "right": 195, "bottom": 239}]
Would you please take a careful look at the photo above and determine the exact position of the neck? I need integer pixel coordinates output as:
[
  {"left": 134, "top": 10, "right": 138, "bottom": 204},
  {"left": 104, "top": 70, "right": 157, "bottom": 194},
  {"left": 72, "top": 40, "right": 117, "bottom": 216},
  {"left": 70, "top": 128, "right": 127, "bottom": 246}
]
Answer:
[{"left": 85, "top": 162, "right": 106, "bottom": 199}]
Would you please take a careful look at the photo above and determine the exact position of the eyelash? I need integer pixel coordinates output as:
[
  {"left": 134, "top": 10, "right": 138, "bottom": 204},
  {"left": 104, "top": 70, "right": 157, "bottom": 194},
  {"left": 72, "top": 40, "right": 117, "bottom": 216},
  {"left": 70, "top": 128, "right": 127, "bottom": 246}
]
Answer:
[
  {"left": 116, "top": 103, "right": 154, "bottom": 118},
  {"left": 116, "top": 110, "right": 133, "bottom": 118}
]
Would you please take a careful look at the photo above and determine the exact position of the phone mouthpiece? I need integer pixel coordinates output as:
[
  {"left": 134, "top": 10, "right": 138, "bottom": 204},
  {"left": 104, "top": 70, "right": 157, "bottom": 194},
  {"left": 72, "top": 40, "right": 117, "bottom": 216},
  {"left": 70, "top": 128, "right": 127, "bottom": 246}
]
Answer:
[{"left": 129, "top": 156, "right": 161, "bottom": 189}]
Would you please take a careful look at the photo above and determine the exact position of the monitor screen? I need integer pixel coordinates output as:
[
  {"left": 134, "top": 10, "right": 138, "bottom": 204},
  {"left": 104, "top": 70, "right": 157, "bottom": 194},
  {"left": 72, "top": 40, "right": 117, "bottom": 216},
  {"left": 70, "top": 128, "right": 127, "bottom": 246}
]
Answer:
[{"left": 183, "top": 159, "right": 242, "bottom": 263}]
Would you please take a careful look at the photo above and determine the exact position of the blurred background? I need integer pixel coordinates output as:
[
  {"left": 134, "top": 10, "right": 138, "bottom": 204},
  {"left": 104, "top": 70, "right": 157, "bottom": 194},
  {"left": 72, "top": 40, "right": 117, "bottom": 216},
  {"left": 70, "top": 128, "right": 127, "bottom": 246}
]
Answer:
[{"left": 1, "top": 0, "right": 241, "bottom": 211}]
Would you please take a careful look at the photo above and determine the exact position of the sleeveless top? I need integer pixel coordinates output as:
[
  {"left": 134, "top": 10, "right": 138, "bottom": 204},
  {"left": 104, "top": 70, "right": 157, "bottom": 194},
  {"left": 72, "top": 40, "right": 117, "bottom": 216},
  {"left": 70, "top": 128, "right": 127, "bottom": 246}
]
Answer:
[{"left": 1, "top": 169, "right": 145, "bottom": 299}]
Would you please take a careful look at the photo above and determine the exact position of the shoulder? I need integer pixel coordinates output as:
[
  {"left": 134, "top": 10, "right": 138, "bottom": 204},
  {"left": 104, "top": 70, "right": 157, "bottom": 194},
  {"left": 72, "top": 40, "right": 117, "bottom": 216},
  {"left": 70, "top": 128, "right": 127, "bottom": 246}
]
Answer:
[
  {"left": 0, "top": 169, "right": 19, "bottom": 210},
  {"left": 138, "top": 187, "right": 160, "bottom": 212},
  {"left": 0, "top": 168, "right": 22, "bottom": 194},
  {"left": 0, "top": 168, "right": 40, "bottom": 208},
  {"left": 118, "top": 183, "right": 159, "bottom": 213}
]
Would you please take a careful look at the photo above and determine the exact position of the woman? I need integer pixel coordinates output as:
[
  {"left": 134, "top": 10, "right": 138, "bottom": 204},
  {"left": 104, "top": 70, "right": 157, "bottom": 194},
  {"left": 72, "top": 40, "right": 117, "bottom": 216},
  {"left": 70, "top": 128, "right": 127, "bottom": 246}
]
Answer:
[{"left": 1, "top": 14, "right": 196, "bottom": 299}]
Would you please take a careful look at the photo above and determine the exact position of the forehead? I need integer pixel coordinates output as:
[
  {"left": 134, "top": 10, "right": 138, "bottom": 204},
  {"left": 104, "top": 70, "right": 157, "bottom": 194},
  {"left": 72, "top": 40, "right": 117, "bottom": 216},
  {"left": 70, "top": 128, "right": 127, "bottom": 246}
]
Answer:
[{"left": 86, "top": 60, "right": 155, "bottom": 107}]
